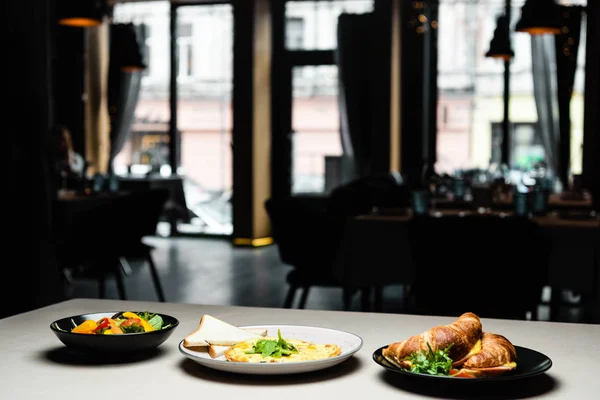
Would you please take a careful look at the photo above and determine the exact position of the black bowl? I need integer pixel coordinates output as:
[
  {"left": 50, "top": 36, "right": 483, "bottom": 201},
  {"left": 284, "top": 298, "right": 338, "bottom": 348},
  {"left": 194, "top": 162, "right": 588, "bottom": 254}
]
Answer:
[{"left": 50, "top": 312, "right": 179, "bottom": 354}]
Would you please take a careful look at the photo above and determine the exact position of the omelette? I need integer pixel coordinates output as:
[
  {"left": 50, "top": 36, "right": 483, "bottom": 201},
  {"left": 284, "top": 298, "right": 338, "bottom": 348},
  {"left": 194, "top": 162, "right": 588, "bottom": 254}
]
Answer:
[{"left": 224, "top": 336, "right": 341, "bottom": 363}]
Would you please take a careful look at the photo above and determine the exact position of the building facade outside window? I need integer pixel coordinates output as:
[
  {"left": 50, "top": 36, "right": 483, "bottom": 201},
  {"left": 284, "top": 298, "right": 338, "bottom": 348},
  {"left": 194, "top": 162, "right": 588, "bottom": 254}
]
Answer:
[
  {"left": 436, "top": 0, "right": 587, "bottom": 180},
  {"left": 110, "top": 0, "right": 586, "bottom": 231},
  {"left": 111, "top": 0, "right": 374, "bottom": 233}
]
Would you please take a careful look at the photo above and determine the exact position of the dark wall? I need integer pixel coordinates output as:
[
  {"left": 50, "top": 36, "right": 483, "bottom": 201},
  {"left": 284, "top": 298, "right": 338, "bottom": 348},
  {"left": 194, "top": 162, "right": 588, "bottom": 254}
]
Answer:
[
  {"left": 369, "top": 0, "right": 393, "bottom": 176},
  {"left": 54, "top": 27, "right": 87, "bottom": 156},
  {"left": 4, "top": 0, "right": 64, "bottom": 319}
]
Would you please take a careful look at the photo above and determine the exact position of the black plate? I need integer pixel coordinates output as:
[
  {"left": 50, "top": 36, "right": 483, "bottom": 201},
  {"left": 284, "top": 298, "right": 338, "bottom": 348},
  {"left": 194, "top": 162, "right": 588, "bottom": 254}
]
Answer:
[
  {"left": 50, "top": 312, "right": 179, "bottom": 354},
  {"left": 373, "top": 345, "right": 552, "bottom": 383}
]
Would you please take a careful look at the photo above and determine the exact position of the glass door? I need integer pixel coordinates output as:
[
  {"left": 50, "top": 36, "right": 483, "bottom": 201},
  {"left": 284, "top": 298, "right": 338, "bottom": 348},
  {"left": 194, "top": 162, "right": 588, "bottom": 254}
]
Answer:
[
  {"left": 175, "top": 4, "right": 233, "bottom": 235},
  {"left": 111, "top": 1, "right": 233, "bottom": 236}
]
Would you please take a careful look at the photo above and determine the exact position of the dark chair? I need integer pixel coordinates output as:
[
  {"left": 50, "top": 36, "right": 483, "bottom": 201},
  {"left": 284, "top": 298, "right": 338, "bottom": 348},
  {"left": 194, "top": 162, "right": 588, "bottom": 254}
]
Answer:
[
  {"left": 265, "top": 195, "right": 372, "bottom": 310},
  {"left": 406, "top": 215, "right": 551, "bottom": 320},
  {"left": 327, "top": 173, "right": 411, "bottom": 309},
  {"left": 266, "top": 173, "right": 410, "bottom": 311},
  {"left": 57, "top": 189, "right": 169, "bottom": 302},
  {"left": 328, "top": 172, "right": 410, "bottom": 216}
]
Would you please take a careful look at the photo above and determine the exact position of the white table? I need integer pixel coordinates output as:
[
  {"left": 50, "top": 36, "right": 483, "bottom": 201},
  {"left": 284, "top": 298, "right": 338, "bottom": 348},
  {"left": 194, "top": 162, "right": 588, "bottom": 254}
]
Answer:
[{"left": 2, "top": 298, "right": 600, "bottom": 399}]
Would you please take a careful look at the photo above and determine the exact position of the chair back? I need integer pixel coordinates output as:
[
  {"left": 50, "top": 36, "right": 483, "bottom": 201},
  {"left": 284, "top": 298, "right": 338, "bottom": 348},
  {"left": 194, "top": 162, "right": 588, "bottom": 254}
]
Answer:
[
  {"left": 110, "top": 188, "right": 170, "bottom": 244},
  {"left": 328, "top": 173, "right": 410, "bottom": 217},
  {"left": 62, "top": 189, "right": 169, "bottom": 249},
  {"left": 265, "top": 196, "right": 342, "bottom": 269},
  {"left": 407, "top": 215, "right": 550, "bottom": 319}
]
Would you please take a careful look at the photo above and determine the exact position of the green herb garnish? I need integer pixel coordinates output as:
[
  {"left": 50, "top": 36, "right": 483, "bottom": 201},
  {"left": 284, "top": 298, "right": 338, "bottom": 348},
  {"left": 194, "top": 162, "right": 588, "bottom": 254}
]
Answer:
[
  {"left": 136, "top": 312, "right": 169, "bottom": 330},
  {"left": 244, "top": 329, "right": 299, "bottom": 358},
  {"left": 406, "top": 343, "right": 453, "bottom": 376},
  {"left": 136, "top": 311, "right": 154, "bottom": 321},
  {"left": 147, "top": 314, "right": 164, "bottom": 330}
]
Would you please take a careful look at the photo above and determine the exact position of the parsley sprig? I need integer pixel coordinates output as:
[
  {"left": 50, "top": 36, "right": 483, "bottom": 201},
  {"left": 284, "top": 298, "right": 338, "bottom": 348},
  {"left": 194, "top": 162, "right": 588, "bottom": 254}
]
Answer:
[
  {"left": 406, "top": 343, "right": 454, "bottom": 376},
  {"left": 244, "top": 330, "right": 299, "bottom": 358}
]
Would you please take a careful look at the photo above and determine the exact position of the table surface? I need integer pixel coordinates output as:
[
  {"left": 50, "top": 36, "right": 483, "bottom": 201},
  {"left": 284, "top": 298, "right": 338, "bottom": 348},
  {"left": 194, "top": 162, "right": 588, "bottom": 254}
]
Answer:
[
  {"left": 360, "top": 209, "right": 600, "bottom": 229},
  {"left": 2, "top": 298, "right": 600, "bottom": 399},
  {"left": 434, "top": 192, "right": 593, "bottom": 208}
]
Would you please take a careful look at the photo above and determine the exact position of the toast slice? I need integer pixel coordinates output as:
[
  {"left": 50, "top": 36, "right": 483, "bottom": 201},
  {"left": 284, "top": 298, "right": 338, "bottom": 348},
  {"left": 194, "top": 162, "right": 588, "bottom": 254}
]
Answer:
[
  {"left": 208, "top": 328, "right": 268, "bottom": 358},
  {"left": 183, "top": 315, "right": 263, "bottom": 348}
]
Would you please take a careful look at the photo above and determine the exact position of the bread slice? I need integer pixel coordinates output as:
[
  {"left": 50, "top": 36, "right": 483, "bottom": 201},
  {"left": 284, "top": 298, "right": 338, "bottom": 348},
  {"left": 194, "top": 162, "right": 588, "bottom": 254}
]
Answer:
[
  {"left": 208, "top": 328, "right": 268, "bottom": 358},
  {"left": 183, "top": 315, "right": 263, "bottom": 348}
]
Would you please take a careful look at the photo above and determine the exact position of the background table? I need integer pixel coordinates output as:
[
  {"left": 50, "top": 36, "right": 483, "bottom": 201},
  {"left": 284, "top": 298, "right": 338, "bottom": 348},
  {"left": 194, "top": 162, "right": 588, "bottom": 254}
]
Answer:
[
  {"left": 2, "top": 298, "right": 600, "bottom": 399},
  {"left": 118, "top": 174, "right": 191, "bottom": 235},
  {"left": 334, "top": 212, "right": 600, "bottom": 303}
]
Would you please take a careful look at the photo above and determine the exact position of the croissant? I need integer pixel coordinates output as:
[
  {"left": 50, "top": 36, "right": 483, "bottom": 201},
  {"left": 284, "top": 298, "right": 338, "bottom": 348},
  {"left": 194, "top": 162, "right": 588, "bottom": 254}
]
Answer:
[
  {"left": 457, "top": 332, "right": 517, "bottom": 376},
  {"left": 382, "top": 312, "right": 483, "bottom": 369}
]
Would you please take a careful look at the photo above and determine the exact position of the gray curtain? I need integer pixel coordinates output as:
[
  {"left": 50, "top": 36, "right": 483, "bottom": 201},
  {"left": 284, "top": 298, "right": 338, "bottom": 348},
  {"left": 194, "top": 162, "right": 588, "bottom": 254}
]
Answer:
[
  {"left": 531, "top": 34, "right": 560, "bottom": 180},
  {"left": 336, "top": 13, "right": 374, "bottom": 181},
  {"left": 108, "top": 23, "right": 145, "bottom": 172},
  {"left": 531, "top": 7, "right": 584, "bottom": 189},
  {"left": 582, "top": 1, "right": 599, "bottom": 209},
  {"left": 109, "top": 71, "right": 142, "bottom": 163}
]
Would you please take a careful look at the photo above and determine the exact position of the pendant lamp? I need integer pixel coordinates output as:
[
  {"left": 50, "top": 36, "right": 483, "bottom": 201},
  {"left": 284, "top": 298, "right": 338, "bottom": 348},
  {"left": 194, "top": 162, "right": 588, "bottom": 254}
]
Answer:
[
  {"left": 486, "top": 15, "right": 514, "bottom": 61},
  {"left": 57, "top": 0, "right": 106, "bottom": 27},
  {"left": 121, "top": 23, "right": 146, "bottom": 72},
  {"left": 110, "top": 23, "right": 146, "bottom": 72},
  {"left": 515, "top": 0, "right": 562, "bottom": 35}
]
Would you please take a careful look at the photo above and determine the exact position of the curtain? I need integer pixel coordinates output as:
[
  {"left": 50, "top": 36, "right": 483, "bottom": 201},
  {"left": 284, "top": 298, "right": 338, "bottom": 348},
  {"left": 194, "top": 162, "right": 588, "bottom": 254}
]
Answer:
[
  {"left": 531, "top": 7, "right": 584, "bottom": 189},
  {"left": 107, "top": 23, "right": 145, "bottom": 172},
  {"left": 582, "top": 1, "right": 599, "bottom": 209},
  {"left": 554, "top": 6, "right": 583, "bottom": 188},
  {"left": 531, "top": 34, "right": 560, "bottom": 182},
  {"left": 108, "top": 70, "right": 142, "bottom": 167},
  {"left": 336, "top": 13, "right": 375, "bottom": 180}
]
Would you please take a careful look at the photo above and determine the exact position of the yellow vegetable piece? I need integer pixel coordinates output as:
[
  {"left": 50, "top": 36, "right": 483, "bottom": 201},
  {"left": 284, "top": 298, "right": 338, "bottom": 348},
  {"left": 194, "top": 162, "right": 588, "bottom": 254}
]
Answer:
[
  {"left": 71, "top": 319, "right": 97, "bottom": 333},
  {"left": 104, "top": 330, "right": 114, "bottom": 335},
  {"left": 108, "top": 319, "right": 123, "bottom": 334},
  {"left": 122, "top": 312, "right": 155, "bottom": 332}
]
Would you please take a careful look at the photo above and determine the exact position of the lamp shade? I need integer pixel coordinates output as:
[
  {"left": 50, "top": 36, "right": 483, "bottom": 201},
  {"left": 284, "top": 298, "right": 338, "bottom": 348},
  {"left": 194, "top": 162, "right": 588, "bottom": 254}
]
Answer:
[
  {"left": 515, "top": 0, "right": 562, "bottom": 35},
  {"left": 110, "top": 23, "right": 146, "bottom": 72},
  {"left": 486, "top": 15, "right": 514, "bottom": 61},
  {"left": 57, "top": 0, "right": 106, "bottom": 27},
  {"left": 121, "top": 23, "right": 146, "bottom": 72}
]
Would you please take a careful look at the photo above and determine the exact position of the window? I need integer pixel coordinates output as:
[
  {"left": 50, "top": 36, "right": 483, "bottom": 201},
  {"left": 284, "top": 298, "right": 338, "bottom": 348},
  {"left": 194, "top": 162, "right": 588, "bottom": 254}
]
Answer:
[
  {"left": 491, "top": 122, "right": 544, "bottom": 170},
  {"left": 112, "top": 1, "right": 171, "bottom": 178},
  {"left": 436, "top": 0, "right": 588, "bottom": 177},
  {"left": 286, "top": 17, "right": 305, "bottom": 49},
  {"left": 178, "top": 23, "right": 193, "bottom": 79},
  {"left": 285, "top": 0, "right": 374, "bottom": 50},
  {"left": 176, "top": 4, "right": 233, "bottom": 235},
  {"left": 291, "top": 65, "right": 341, "bottom": 194},
  {"left": 111, "top": 1, "right": 233, "bottom": 236},
  {"left": 141, "top": 24, "right": 151, "bottom": 77}
]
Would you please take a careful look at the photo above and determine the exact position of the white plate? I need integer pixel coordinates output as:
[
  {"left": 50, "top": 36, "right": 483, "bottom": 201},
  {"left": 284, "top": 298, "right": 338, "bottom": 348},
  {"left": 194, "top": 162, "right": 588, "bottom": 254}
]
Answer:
[{"left": 178, "top": 324, "right": 363, "bottom": 375}]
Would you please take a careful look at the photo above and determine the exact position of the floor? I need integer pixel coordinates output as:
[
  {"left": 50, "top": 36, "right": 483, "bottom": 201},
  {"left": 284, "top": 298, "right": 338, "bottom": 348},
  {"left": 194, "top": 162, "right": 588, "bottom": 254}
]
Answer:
[{"left": 64, "top": 235, "right": 600, "bottom": 324}]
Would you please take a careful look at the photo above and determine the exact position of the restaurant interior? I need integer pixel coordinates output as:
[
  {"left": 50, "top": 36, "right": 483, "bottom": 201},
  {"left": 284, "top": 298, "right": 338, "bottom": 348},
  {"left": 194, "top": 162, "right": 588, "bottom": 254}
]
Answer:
[{"left": 4, "top": 0, "right": 599, "bottom": 326}]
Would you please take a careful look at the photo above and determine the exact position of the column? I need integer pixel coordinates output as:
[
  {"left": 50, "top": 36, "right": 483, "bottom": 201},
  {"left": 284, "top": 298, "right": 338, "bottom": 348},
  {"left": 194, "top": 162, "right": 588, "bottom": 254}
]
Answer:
[{"left": 232, "top": 0, "right": 273, "bottom": 246}]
